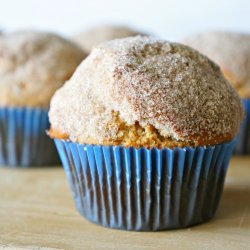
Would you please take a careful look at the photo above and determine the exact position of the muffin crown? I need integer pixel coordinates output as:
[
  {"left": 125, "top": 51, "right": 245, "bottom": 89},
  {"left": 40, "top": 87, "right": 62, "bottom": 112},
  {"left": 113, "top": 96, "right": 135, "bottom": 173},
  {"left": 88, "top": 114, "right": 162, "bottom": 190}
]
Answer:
[
  {"left": 183, "top": 32, "right": 250, "bottom": 98},
  {"left": 49, "top": 36, "right": 244, "bottom": 147},
  {"left": 0, "top": 30, "right": 86, "bottom": 107}
]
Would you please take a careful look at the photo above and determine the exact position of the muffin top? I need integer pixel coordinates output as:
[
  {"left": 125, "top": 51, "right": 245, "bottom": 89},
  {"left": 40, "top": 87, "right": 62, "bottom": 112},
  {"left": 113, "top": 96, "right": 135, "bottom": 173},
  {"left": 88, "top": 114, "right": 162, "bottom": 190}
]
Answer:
[
  {"left": 49, "top": 36, "right": 243, "bottom": 148},
  {"left": 183, "top": 32, "right": 250, "bottom": 98},
  {"left": 0, "top": 30, "right": 86, "bottom": 107},
  {"left": 72, "top": 25, "right": 144, "bottom": 54}
]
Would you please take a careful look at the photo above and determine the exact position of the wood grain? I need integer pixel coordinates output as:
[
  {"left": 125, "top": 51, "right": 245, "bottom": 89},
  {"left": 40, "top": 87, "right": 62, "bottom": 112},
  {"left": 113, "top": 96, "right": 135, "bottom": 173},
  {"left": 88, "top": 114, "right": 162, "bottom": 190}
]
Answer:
[{"left": 0, "top": 157, "right": 249, "bottom": 250}]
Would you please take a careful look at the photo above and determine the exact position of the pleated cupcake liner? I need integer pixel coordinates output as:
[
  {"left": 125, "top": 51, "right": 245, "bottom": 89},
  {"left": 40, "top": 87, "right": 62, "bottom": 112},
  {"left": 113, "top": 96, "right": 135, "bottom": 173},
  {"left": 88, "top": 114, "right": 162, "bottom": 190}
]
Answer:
[
  {"left": 234, "top": 99, "right": 250, "bottom": 155},
  {"left": 54, "top": 138, "right": 236, "bottom": 231},
  {"left": 0, "top": 107, "right": 60, "bottom": 167}
]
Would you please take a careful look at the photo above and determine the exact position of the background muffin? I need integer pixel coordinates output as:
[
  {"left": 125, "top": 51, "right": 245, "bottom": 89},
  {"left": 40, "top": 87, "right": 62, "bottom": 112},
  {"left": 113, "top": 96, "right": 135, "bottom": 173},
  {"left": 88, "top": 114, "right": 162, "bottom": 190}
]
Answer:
[
  {"left": 182, "top": 31, "right": 250, "bottom": 154},
  {"left": 0, "top": 30, "right": 86, "bottom": 107},
  {"left": 182, "top": 32, "right": 250, "bottom": 98},
  {"left": 72, "top": 24, "right": 146, "bottom": 54},
  {"left": 0, "top": 30, "right": 86, "bottom": 166},
  {"left": 49, "top": 36, "right": 243, "bottom": 231}
]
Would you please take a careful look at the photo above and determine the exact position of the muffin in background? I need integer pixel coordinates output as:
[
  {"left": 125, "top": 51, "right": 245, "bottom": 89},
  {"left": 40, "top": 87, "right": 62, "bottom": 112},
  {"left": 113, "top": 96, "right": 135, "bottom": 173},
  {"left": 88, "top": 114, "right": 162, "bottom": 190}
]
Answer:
[
  {"left": 49, "top": 36, "right": 243, "bottom": 231},
  {"left": 183, "top": 31, "right": 250, "bottom": 155},
  {"left": 72, "top": 24, "right": 146, "bottom": 54},
  {"left": 0, "top": 30, "right": 86, "bottom": 166}
]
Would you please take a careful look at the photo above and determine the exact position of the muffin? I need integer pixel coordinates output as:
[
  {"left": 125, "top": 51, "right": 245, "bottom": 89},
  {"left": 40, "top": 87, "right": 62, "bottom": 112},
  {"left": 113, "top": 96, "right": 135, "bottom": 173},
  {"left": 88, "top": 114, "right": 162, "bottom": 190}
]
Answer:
[
  {"left": 0, "top": 30, "right": 86, "bottom": 166},
  {"left": 72, "top": 24, "right": 145, "bottom": 54},
  {"left": 183, "top": 32, "right": 250, "bottom": 154},
  {"left": 49, "top": 36, "right": 243, "bottom": 231}
]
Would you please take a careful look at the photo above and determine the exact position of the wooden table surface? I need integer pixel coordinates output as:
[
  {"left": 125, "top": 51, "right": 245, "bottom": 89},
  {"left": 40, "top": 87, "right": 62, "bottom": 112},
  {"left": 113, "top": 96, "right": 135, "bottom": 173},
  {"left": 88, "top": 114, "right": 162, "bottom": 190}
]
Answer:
[{"left": 0, "top": 157, "right": 249, "bottom": 250}]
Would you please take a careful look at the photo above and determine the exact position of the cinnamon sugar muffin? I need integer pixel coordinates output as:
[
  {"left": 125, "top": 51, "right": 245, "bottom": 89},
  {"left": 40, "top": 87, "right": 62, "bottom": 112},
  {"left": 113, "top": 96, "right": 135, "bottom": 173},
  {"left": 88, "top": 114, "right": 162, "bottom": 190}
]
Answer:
[
  {"left": 49, "top": 36, "right": 243, "bottom": 230},
  {"left": 72, "top": 25, "right": 145, "bottom": 54},
  {"left": 0, "top": 31, "right": 85, "bottom": 107},
  {"left": 183, "top": 32, "right": 250, "bottom": 154},
  {"left": 0, "top": 30, "right": 86, "bottom": 166}
]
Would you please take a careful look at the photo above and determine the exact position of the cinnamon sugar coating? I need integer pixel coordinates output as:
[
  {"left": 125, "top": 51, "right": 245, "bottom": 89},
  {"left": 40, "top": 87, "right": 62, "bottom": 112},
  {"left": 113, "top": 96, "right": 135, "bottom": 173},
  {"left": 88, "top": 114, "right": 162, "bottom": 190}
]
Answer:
[
  {"left": 49, "top": 36, "right": 244, "bottom": 148},
  {"left": 183, "top": 32, "right": 250, "bottom": 98},
  {"left": 0, "top": 30, "right": 86, "bottom": 107}
]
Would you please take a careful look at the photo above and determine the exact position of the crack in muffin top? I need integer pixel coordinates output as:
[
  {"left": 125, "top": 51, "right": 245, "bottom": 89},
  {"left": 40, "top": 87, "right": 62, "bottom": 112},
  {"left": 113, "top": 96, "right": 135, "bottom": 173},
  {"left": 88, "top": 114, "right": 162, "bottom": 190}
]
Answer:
[{"left": 49, "top": 36, "right": 243, "bottom": 146}]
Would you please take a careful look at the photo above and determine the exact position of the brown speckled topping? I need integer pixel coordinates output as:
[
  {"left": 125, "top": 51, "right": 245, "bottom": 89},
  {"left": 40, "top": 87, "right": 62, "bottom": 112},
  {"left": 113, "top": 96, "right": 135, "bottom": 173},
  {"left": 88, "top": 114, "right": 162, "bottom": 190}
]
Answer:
[
  {"left": 49, "top": 36, "right": 244, "bottom": 147},
  {"left": 0, "top": 30, "right": 86, "bottom": 107},
  {"left": 183, "top": 32, "right": 250, "bottom": 98}
]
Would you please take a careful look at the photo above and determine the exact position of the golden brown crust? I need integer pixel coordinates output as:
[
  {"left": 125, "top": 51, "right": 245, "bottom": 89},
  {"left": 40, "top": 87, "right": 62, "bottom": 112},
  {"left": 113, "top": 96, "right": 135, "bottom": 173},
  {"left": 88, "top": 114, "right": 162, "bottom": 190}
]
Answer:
[
  {"left": 49, "top": 127, "right": 233, "bottom": 148},
  {"left": 49, "top": 112, "right": 233, "bottom": 148},
  {"left": 48, "top": 128, "right": 69, "bottom": 141}
]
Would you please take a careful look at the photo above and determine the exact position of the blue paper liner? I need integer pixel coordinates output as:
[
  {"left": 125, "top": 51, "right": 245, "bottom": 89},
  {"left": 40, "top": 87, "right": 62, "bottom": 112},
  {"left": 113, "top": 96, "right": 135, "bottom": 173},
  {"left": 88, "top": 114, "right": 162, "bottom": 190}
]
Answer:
[
  {"left": 234, "top": 99, "right": 250, "bottom": 155},
  {"left": 54, "top": 139, "right": 235, "bottom": 231},
  {"left": 0, "top": 107, "right": 60, "bottom": 167}
]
